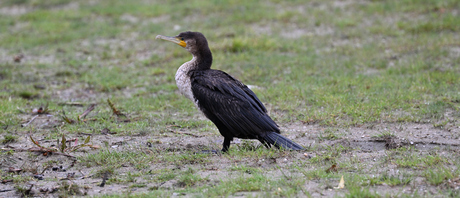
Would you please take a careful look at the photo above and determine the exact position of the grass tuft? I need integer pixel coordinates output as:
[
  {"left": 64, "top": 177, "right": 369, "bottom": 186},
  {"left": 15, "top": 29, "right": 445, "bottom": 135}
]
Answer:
[{"left": 2, "top": 134, "right": 18, "bottom": 144}]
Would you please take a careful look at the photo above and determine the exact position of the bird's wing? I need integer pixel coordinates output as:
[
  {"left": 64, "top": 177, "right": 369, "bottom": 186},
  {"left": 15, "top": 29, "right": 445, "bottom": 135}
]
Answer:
[{"left": 190, "top": 70, "right": 279, "bottom": 138}]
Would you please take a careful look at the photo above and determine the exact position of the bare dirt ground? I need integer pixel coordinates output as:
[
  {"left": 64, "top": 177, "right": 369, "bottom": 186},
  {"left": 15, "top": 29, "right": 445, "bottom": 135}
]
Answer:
[{"left": 2, "top": 111, "right": 459, "bottom": 197}]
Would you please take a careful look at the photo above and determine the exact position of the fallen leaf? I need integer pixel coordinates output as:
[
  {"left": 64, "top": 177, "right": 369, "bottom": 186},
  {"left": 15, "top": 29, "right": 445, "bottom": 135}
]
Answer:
[
  {"left": 326, "top": 164, "right": 338, "bottom": 173},
  {"left": 13, "top": 54, "right": 24, "bottom": 62},
  {"left": 334, "top": 175, "right": 345, "bottom": 189}
]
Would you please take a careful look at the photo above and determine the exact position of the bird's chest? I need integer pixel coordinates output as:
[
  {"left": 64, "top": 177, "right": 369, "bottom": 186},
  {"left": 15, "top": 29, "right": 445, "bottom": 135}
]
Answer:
[{"left": 175, "top": 64, "right": 195, "bottom": 102}]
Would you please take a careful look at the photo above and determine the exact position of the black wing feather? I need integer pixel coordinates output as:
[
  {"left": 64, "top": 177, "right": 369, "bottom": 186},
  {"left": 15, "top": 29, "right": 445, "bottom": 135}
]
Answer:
[{"left": 190, "top": 69, "right": 279, "bottom": 139}]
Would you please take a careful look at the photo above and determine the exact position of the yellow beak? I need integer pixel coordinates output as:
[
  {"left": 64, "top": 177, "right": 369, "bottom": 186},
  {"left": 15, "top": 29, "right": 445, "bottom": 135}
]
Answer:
[{"left": 156, "top": 35, "right": 187, "bottom": 47}]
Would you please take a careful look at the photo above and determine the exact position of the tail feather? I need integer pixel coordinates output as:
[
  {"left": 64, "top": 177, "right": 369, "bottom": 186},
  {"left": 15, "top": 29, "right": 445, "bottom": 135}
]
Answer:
[{"left": 264, "top": 132, "right": 304, "bottom": 150}]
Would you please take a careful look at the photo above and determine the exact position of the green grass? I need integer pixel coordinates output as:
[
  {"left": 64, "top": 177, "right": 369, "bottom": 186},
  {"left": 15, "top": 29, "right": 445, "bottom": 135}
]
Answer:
[
  {"left": 345, "top": 187, "right": 381, "bottom": 198},
  {"left": 366, "top": 173, "right": 412, "bottom": 186},
  {"left": 385, "top": 149, "right": 448, "bottom": 168},
  {"left": 80, "top": 148, "right": 158, "bottom": 169},
  {"left": 1, "top": 0, "right": 459, "bottom": 127},
  {"left": 1, "top": 134, "right": 18, "bottom": 144},
  {"left": 1, "top": 0, "right": 459, "bottom": 197},
  {"left": 424, "top": 166, "right": 458, "bottom": 186}
]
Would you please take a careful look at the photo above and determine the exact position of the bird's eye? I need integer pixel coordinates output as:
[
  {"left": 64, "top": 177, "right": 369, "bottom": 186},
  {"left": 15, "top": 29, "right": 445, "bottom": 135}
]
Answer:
[{"left": 180, "top": 37, "right": 184, "bottom": 41}]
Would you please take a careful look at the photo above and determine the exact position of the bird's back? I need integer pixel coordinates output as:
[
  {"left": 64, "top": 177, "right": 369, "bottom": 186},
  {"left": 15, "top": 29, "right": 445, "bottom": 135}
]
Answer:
[{"left": 189, "top": 69, "right": 279, "bottom": 139}]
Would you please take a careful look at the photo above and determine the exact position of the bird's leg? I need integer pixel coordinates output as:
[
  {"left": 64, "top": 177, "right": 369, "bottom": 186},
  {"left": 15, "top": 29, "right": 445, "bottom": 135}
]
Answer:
[
  {"left": 221, "top": 137, "right": 231, "bottom": 153},
  {"left": 199, "top": 137, "right": 231, "bottom": 154}
]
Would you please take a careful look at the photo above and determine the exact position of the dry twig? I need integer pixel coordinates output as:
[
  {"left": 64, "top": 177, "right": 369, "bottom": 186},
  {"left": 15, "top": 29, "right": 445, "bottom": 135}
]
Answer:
[
  {"left": 168, "top": 130, "right": 203, "bottom": 138},
  {"left": 79, "top": 104, "right": 96, "bottom": 120},
  {"left": 107, "top": 99, "right": 125, "bottom": 117},
  {"left": 21, "top": 115, "right": 39, "bottom": 127},
  {"left": 60, "top": 110, "right": 76, "bottom": 124},
  {"left": 58, "top": 102, "right": 85, "bottom": 107}
]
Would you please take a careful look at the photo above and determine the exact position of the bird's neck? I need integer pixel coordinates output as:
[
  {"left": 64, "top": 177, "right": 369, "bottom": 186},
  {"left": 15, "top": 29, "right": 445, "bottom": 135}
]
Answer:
[{"left": 191, "top": 48, "right": 212, "bottom": 71}]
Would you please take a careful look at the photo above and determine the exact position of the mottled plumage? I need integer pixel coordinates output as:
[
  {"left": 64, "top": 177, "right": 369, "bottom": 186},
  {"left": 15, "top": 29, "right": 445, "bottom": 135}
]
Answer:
[{"left": 156, "top": 31, "right": 303, "bottom": 152}]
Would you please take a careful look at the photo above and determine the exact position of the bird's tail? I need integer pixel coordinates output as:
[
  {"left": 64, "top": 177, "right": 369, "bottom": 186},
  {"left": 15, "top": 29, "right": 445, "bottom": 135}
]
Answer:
[{"left": 264, "top": 132, "right": 304, "bottom": 150}]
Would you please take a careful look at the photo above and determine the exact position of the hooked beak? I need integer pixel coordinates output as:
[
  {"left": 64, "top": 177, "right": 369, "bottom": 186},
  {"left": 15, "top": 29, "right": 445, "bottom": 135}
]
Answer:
[{"left": 156, "top": 35, "right": 186, "bottom": 47}]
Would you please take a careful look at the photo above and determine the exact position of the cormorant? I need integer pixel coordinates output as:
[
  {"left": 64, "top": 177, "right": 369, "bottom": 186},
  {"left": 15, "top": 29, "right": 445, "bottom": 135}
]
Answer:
[{"left": 156, "top": 31, "right": 303, "bottom": 152}]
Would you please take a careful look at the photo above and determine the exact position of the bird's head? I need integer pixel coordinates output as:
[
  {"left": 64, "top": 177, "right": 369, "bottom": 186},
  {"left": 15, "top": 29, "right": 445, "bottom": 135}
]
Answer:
[{"left": 156, "top": 31, "right": 209, "bottom": 56}]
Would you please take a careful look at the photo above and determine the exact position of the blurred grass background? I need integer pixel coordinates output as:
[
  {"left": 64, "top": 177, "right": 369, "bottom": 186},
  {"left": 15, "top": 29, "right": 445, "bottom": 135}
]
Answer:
[{"left": 1, "top": 0, "right": 459, "bottom": 130}]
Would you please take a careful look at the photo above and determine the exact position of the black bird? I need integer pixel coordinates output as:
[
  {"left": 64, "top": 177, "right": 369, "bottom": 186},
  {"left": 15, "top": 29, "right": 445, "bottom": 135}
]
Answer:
[{"left": 156, "top": 31, "right": 303, "bottom": 152}]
